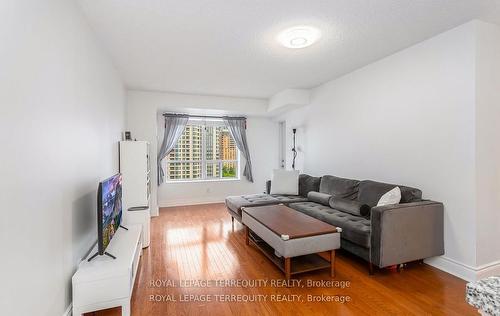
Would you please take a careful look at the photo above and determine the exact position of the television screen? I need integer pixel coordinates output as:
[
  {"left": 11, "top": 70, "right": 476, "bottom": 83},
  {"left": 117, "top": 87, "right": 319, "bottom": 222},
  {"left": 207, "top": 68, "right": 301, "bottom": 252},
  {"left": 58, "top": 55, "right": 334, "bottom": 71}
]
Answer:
[{"left": 98, "top": 173, "right": 123, "bottom": 255}]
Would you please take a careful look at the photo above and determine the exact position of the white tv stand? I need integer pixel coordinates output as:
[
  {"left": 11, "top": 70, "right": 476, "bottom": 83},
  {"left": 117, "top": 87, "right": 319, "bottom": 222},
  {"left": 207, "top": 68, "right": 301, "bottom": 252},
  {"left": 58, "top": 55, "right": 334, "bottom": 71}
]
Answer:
[{"left": 72, "top": 225, "right": 142, "bottom": 316}]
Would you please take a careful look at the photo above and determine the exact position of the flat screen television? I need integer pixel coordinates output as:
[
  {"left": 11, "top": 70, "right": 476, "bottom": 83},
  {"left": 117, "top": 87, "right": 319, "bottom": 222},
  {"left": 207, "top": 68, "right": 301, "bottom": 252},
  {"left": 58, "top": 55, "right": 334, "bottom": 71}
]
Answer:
[{"left": 89, "top": 173, "right": 123, "bottom": 261}]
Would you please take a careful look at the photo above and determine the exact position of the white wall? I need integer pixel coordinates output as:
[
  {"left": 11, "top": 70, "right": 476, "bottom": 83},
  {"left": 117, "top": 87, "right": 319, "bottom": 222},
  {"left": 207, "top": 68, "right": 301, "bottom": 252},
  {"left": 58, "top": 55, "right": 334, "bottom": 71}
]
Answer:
[
  {"left": 280, "top": 22, "right": 486, "bottom": 280},
  {"left": 0, "top": 1, "right": 125, "bottom": 315},
  {"left": 475, "top": 21, "right": 500, "bottom": 272},
  {"left": 268, "top": 89, "right": 311, "bottom": 116},
  {"left": 126, "top": 90, "right": 279, "bottom": 212}
]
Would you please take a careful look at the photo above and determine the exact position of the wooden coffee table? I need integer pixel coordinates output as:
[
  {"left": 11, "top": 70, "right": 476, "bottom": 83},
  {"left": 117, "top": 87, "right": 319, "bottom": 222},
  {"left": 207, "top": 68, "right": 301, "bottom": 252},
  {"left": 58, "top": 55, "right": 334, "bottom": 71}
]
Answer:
[{"left": 241, "top": 204, "right": 341, "bottom": 280}]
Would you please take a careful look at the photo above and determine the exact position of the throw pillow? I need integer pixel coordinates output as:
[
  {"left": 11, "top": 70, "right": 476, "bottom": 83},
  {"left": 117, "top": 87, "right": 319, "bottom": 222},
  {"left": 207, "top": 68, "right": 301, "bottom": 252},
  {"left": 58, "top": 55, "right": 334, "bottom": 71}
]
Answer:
[
  {"left": 377, "top": 187, "right": 401, "bottom": 206},
  {"left": 307, "top": 191, "right": 332, "bottom": 206},
  {"left": 270, "top": 169, "right": 299, "bottom": 195},
  {"left": 329, "top": 197, "right": 371, "bottom": 217}
]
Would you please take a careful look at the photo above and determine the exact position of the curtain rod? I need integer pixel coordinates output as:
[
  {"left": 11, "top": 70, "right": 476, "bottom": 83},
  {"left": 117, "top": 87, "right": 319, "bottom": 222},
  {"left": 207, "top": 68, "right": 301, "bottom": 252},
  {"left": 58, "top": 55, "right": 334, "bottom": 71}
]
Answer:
[{"left": 162, "top": 112, "right": 246, "bottom": 120}]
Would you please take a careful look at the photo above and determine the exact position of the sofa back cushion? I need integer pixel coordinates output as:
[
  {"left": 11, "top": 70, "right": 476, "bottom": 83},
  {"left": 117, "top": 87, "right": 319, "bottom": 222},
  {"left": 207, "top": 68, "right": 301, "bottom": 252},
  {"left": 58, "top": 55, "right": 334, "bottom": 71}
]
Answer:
[
  {"left": 319, "top": 175, "right": 359, "bottom": 200},
  {"left": 299, "top": 174, "right": 321, "bottom": 197},
  {"left": 357, "top": 180, "right": 422, "bottom": 207}
]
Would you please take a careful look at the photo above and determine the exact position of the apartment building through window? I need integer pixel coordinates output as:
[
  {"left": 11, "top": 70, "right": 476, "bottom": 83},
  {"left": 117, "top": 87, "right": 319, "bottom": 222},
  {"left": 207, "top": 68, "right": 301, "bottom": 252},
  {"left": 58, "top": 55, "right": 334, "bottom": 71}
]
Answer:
[{"left": 166, "top": 120, "right": 239, "bottom": 181}]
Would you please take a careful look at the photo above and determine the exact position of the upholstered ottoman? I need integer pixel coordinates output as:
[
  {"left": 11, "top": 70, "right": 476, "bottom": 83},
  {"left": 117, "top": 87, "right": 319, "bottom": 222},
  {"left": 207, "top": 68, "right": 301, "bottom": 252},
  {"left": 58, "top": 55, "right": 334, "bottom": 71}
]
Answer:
[{"left": 242, "top": 204, "right": 341, "bottom": 280}]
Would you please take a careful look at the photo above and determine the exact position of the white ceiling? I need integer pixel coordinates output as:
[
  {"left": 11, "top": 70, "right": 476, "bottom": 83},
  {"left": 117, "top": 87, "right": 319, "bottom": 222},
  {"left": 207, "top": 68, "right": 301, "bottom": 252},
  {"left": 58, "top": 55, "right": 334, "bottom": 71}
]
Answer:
[{"left": 77, "top": 0, "right": 500, "bottom": 99}]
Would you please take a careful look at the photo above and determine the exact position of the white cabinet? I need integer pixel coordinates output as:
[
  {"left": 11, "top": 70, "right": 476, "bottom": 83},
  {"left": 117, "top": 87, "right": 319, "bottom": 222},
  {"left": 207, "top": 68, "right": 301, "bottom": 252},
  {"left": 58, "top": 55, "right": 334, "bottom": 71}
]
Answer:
[
  {"left": 125, "top": 207, "right": 151, "bottom": 248},
  {"left": 119, "top": 141, "right": 151, "bottom": 212},
  {"left": 119, "top": 141, "right": 151, "bottom": 248},
  {"left": 72, "top": 225, "right": 142, "bottom": 316}
]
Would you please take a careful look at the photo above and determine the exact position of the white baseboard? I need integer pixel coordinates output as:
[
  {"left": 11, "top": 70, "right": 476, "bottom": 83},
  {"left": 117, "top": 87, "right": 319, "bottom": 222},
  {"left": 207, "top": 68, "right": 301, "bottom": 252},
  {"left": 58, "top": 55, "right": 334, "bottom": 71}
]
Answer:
[
  {"left": 425, "top": 256, "right": 477, "bottom": 281},
  {"left": 476, "top": 260, "right": 500, "bottom": 280},
  {"left": 151, "top": 205, "right": 160, "bottom": 217},
  {"left": 159, "top": 198, "right": 225, "bottom": 208},
  {"left": 63, "top": 303, "right": 72, "bottom": 316},
  {"left": 426, "top": 256, "right": 500, "bottom": 282}
]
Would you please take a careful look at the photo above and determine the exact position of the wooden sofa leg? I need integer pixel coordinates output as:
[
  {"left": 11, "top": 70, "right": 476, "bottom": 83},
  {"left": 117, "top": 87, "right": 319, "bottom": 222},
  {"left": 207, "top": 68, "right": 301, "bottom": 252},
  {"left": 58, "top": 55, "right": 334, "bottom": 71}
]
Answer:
[{"left": 369, "top": 262, "right": 374, "bottom": 275}]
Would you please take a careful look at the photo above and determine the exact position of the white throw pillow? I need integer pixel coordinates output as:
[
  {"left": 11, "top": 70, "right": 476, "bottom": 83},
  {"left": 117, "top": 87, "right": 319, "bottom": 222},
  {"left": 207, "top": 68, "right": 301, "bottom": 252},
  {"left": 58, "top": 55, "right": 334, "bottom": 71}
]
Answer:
[
  {"left": 270, "top": 169, "right": 299, "bottom": 195},
  {"left": 377, "top": 187, "right": 401, "bottom": 206}
]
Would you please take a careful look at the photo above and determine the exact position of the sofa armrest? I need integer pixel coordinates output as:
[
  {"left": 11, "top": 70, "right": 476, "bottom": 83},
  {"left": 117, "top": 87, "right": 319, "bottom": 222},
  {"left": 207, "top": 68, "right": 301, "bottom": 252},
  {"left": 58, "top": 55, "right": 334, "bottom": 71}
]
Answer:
[
  {"left": 266, "top": 180, "right": 271, "bottom": 194},
  {"left": 370, "top": 200, "right": 444, "bottom": 268}
]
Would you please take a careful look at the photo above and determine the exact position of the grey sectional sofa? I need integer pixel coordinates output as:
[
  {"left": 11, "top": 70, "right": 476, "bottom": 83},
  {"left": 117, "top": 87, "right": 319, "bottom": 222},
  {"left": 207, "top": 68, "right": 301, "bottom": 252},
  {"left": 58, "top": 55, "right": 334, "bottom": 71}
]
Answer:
[{"left": 225, "top": 174, "right": 444, "bottom": 274}]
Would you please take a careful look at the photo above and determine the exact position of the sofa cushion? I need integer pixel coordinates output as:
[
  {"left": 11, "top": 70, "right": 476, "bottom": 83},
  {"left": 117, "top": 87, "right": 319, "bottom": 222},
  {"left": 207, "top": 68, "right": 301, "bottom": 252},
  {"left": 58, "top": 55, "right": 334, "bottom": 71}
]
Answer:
[
  {"left": 329, "top": 197, "right": 371, "bottom": 217},
  {"left": 288, "top": 202, "right": 371, "bottom": 248},
  {"left": 358, "top": 180, "right": 422, "bottom": 207},
  {"left": 225, "top": 194, "right": 308, "bottom": 216},
  {"left": 307, "top": 191, "right": 331, "bottom": 206},
  {"left": 270, "top": 194, "right": 309, "bottom": 204},
  {"left": 319, "top": 175, "right": 359, "bottom": 200},
  {"left": 298, "top": 174, "right": 321, "bottom": 197}
]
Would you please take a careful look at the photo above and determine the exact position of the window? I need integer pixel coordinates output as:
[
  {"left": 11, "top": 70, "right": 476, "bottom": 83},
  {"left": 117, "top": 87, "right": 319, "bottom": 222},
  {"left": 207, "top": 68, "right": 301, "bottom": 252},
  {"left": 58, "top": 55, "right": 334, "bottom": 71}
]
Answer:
[{"left": 165, "top": 121, "right": 239, "bottom": 181}]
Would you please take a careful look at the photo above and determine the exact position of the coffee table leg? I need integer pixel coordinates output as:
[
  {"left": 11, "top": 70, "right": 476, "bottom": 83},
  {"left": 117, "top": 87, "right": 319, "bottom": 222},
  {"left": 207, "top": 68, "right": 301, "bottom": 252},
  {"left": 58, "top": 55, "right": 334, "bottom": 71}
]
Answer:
[
  {"left": 245, "top": 226, "right": 249, "bottom": 245},
  {"left": 330, "top": 250, "right": 336, "bottom": 278},
  {"left": 285, "top": 257, "right": 291, "bottom": 280}
]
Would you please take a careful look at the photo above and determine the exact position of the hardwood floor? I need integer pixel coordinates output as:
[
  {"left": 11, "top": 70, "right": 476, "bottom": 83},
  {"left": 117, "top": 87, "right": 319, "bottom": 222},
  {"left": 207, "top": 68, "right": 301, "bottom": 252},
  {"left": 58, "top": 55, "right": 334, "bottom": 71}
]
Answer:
[{"left": 90, "top": 203, "right": 475, "bottom": 316}]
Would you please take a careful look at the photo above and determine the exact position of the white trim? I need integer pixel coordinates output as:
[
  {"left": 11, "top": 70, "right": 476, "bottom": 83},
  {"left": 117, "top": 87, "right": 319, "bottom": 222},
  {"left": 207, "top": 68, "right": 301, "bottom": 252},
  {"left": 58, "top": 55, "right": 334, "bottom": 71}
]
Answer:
[
  {"left": 425, "top": 256, "right": 477, "bottom": 281},
  {"left": 426, "top": 256, "right": 500, "bottom": 281},
  {"left": 165, "top": 178, "right": 240, "bottom": 184},
  {"left": 278, "top": 121, "right": 286, "bottom": 168},
  {"left": 151, "top": 205, "right": 160, "bottom": 217},
  {"left": 159, "top": 199, "right": 225, "bottom": 208},
  {"left": 62, "top": 303, "right": 72, "bottom": 316},
  {"left": 476, "top": 260, "right": 500, "bottom": 280}
]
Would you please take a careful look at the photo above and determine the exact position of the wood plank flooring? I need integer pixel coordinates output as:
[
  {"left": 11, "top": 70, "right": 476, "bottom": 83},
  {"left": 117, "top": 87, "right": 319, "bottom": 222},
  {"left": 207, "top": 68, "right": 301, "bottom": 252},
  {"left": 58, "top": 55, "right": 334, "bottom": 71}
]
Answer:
[{"left": 89, "top": 203, "right": 476, "bottom": 316}]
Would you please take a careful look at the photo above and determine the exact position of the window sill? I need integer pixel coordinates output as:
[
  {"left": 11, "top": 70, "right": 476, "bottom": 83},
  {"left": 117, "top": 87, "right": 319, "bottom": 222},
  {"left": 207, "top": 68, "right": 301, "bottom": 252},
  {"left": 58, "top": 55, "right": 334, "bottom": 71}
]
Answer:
[{"left": 165, "top": 178, "right": 241, "bottom": 184}]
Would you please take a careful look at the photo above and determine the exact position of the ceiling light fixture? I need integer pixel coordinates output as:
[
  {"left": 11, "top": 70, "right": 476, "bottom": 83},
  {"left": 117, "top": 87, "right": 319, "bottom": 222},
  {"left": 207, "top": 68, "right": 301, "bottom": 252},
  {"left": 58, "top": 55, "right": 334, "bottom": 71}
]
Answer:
[{"left": 277, "top": 26, "right": 321, "bottom": 49}]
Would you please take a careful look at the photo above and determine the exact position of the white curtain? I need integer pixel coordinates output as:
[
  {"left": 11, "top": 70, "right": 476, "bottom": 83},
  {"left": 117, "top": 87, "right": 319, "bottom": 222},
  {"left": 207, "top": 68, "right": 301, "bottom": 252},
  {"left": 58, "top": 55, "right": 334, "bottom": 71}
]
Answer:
[{"left": 157, "top": 115, "right": 189, "bottom": 185}]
